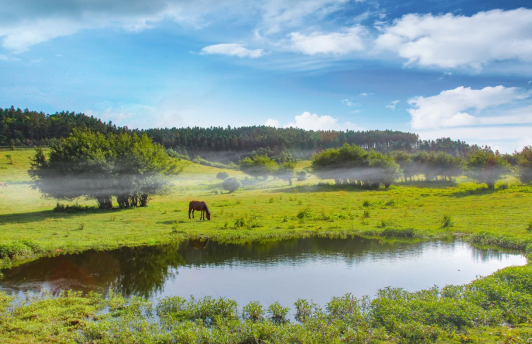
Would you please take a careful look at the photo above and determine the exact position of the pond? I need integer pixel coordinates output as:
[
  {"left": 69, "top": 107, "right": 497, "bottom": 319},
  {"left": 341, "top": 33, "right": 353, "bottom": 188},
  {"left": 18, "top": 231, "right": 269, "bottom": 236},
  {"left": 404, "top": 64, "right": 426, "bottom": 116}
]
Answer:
[{"left": 0, "top": 236, "right": 527, "bottom": 307}]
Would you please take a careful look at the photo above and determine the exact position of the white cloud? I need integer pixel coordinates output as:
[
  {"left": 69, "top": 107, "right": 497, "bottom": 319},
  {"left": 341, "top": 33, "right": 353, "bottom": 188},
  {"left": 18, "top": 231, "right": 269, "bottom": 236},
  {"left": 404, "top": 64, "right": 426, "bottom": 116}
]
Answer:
[
  {"left": 341, "top": 99, "right": 360, "bottom": 107},
  {"left": 359, "top": 92, "right": 373, "bottom": 97},
  {"left": 265, "top": 118, "right": 280, "bottom": 127},
  {"left": 288, "top": 26, "right": 365, "bottom": 55},
  {"left": 260, "top": 0, "right": 350, "bottom": 34},
  {"left": 283, "top": 111, "right": 361, "bottom": 131},
  {"left": 385, "top": 100, "right": 399, "bottom": 110},
  {"left": 408, "top": 86, "right": 531, "bottom": 130},
  {"left": 417, "top": 126, "right": 532, "bottom": 154},
  {"left": 200, "top": 43, "right": 264, "bottom": 58},
  {"left": 376, "top": 8, "right": 532, "bottom": 69},
  {"left": 0, "top": 0, "right": 353, "bottom": 53}
]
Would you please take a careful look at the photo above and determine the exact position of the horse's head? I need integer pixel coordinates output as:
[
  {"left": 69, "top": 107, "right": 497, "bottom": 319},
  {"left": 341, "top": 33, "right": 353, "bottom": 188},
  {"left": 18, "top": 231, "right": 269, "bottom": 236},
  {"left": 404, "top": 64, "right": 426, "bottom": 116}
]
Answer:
[{"left": 206, "top": 211, "right": 211, "bottom": 220}]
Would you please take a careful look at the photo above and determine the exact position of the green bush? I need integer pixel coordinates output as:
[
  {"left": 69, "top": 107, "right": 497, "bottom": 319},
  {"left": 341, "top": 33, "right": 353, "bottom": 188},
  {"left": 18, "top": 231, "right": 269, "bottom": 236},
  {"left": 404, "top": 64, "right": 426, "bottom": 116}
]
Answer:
[{"left": 222, "top": 177, "right": 241, "bottom": 193}]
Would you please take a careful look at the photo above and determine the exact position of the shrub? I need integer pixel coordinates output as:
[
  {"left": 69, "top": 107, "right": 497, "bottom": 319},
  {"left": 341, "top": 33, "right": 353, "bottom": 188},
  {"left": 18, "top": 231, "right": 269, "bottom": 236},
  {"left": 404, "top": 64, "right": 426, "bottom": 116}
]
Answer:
[
  {"left": 242, "top": 301, "right": 265, "bottom": 322},
  {"left": 296, "top": 170, "right": 307, "bottom": 181},
  {"left": 527, "top": 220, "right": 532, "bottom": 231},
  {"left": 441, "top": 214, "right": 454, "bottom": 228},
  {"left": 216, "top": 172, "right": 229, "bottom": 180},
  {"left": 222, "top": 177, "right": 241, "bottom": 193},
  {"left": 267, "top": 302, "right": 289, "bottom": 324}
]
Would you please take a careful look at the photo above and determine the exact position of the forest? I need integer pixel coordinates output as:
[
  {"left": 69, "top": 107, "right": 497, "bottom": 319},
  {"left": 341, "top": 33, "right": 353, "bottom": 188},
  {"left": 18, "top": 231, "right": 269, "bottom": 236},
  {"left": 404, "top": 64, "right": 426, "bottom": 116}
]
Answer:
[{"left": 1, "top": 106, "right": 482, "bottom": 162}]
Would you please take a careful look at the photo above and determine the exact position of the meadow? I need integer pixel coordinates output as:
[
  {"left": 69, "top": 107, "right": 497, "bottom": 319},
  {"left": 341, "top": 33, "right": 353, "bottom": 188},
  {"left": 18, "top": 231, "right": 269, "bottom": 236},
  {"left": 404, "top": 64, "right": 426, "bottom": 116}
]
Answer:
[
  {"left": 1, "top": 148, "right": 532, "bottom": 343},
  {"left": 1, "top": 148, "right": 532, "bottom": 268}
]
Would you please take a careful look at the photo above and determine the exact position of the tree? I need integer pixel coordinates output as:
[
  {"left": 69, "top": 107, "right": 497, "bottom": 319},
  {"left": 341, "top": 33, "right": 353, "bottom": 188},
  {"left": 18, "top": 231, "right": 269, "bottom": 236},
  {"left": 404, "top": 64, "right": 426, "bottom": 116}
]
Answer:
[
  {"left": 275, "top": 161, "right": 295, "bottom": 185},
  {"left": 518, "top": 146, "right": 532, "bottom": 184},
  {"left": 366, "top": 151, "right": 402, "bottom": 189},
  {"left": 216, "top": 172, "right": 229, "bottom": 180},
  {"left": 29, "top": 130, "right": 182, "bottom": 209},
  {"left": 392, "top": 151, "right": 414, "bottom": 181},
  {"left": 240, "top": 155, "right": 279, "bottom": 179},
  {"left": 465, "top": 150, "right": 510, "bottom": 189},
  {"left": 222, "top": 177, "right": 241, "bottom": 193},
  {"left": 311, "top": 144, "right": 401, "bottom": 189}
]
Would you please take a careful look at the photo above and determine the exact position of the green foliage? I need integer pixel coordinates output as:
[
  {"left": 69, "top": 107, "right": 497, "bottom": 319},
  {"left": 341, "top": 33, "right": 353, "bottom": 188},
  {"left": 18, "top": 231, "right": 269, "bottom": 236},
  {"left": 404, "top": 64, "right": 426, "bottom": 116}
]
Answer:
[
  {"left": 6, "top": 265, "right": 532, "bottom": 343},
  {"left": 222, "top": 177, "right": 241, "bottom": 193},
  {"left": 312, "top": 144, "right": 401, "bottom": 188},
  {"left": 518, "top": 146, "right": 532, "bottom": 185},
  {"left": 296, "top": 170, "right": 307, "bottom": 181},
  {"left": 193, "top": 155, "right": 238, "bottom": 170},
  {"left": 29, "top": 130, "right": 182, "bottom": 209},
  {"left": 5, "top": 154, "right": 13, "bottom": 165},
  {"left": 240, "top": 155, "right": 279, "bottom": 179},
  {"left": 527, "top": 220, "right": 532, "bottom": 231},
  {"left": 216, "top": 171, "right": 229, "bottom": 180},
  {"left": 275, "top": 161, "right": 295, "bottom": 185},
  {"left": 242, "top": 301, "right": 265, "bottom": 322},
  {"left": 441, "top": 214, "right": 454, "bottom": 228},
  {"left": 0, "top": 240, "right": 44, "bottom": 260},
  {"left": 466, "top": 150, "right": 511, "bottom": 189}
]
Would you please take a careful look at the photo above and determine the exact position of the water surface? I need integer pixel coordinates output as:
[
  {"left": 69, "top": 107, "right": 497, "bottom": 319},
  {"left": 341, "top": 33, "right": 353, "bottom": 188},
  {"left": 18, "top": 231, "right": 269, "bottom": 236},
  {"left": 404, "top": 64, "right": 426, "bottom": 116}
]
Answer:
[{"left": 0, "top": 236, "right": 526, "bottom": 307}]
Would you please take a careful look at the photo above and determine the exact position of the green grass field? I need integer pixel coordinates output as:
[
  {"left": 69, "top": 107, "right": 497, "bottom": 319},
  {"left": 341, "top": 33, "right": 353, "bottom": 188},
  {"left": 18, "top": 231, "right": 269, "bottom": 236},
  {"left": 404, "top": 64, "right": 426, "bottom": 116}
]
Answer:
[
  {"left": 1, "top": 148, "right": 532, "bottom": 268},
  {"left": 2, "top": 148, "right": 532, "bottom": 343}
]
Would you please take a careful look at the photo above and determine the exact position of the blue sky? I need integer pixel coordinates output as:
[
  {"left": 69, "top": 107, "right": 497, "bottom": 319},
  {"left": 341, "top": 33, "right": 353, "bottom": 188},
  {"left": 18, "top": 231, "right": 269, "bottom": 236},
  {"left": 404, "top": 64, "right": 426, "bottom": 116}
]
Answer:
[{"left": 1, "top": 0, "right": 532, "bottom": 152}]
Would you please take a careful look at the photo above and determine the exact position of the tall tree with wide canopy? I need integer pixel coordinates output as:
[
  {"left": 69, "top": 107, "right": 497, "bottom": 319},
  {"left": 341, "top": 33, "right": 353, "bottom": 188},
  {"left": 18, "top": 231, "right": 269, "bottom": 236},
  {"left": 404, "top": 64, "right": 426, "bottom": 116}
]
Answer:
[{"left": 29, "top": 130, "right": 182, "bottom": 209}]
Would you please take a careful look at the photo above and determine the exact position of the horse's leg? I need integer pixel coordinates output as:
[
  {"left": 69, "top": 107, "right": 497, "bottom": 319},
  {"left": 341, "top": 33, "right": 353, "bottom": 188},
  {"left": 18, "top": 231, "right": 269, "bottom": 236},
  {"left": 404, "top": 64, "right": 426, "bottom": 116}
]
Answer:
[
  {"left": 201, "top": 210, "right": 204, "bottom": 221},
  {"left": 189, "top": 206, "right": 192, "bottom": 219}
]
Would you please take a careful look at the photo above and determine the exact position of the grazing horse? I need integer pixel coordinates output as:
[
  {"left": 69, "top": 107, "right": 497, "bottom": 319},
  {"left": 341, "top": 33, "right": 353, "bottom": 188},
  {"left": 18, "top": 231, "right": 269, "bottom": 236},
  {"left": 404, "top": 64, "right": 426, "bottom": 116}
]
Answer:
[
  {"left": 0, "top": 182, "right": 6, "bottom": 187},
  {"left": 189, "top": 201, "right": 211, "bottom": 221}
]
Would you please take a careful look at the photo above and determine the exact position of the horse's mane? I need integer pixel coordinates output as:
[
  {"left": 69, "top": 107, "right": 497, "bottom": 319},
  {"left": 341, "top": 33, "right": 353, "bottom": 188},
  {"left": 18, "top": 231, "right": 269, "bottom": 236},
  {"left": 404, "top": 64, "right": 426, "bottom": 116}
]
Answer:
[{"left": 204, "top": 203, "right": 210, "bottom": 214}]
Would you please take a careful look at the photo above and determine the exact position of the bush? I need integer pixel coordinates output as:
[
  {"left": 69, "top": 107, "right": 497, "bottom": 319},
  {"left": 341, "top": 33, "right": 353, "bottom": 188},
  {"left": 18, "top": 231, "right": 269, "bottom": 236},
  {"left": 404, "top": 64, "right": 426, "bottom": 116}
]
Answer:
[
  {"left": 222, "top": 177, "right": 241, "bottom": 193},
  {"left": 296, "top": 170, "right": 307, "bottom": 181},
  {"left": 216, "top": 172, "right": 229, "bottom": 180},
  {"left": 441, "top": 214, "right": 454, "bottom": 228}
]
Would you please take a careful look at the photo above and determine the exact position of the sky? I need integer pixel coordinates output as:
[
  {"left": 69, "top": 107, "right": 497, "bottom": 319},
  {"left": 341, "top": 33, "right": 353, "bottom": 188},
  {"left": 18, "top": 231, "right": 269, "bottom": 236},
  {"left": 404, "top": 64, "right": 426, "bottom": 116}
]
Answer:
[{"left": 0, "top": 0, "right": 532, "bottom": 152}]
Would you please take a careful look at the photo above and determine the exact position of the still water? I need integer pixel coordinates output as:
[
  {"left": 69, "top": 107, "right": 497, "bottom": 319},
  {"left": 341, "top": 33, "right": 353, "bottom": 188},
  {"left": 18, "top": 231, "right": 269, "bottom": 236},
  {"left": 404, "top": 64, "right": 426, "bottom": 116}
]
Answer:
[{"left": 0, "top": 236, "right": 527, "bottom": 307}]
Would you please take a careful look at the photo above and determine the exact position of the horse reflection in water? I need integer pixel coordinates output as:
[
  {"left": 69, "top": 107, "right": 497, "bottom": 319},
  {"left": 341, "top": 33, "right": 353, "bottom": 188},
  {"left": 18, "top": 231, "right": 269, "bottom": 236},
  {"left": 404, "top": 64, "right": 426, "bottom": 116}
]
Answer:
[{"left": 188, "top": 201, "right": 211, "bottom": 221}]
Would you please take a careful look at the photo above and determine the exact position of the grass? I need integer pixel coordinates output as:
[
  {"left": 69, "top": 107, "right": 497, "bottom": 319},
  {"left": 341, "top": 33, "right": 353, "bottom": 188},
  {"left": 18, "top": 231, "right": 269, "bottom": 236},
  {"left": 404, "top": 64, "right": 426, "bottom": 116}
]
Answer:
[
  {"left": 1, "top": 148, "right": 532, "bottom": 267},
  {"left": 2, "top": 265, "right": 532, "bottom": 343},
  {"left": 1, "top": 148, "right": 532, "bottom": 342}
]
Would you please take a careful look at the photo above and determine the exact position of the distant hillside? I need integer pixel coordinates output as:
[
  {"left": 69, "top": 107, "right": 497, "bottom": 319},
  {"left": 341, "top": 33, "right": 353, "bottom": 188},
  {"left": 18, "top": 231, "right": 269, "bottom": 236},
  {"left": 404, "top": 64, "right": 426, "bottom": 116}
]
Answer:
[{"left": 1, "top": 106, "right": 484, "bottom": 162}]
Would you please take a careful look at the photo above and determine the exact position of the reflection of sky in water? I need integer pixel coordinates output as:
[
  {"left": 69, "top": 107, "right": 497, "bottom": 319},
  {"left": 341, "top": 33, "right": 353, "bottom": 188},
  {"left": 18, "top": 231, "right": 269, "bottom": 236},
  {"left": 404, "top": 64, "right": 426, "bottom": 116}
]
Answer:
[
  {"left": 0, "top": 238, "right": 526, "bottom": 308},
  {"left": 156, "top": 241, "right": 526, "bottom": 307}
]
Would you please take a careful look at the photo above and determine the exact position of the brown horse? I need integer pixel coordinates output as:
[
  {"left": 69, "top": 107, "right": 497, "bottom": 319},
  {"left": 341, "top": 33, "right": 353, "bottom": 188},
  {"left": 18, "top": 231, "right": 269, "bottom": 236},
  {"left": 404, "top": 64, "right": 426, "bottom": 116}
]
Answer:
[
  {"left": 0, "top": 182, "right": 6, "bottom": 187},
  {"left": 189, "top": 201, "right": 211, "bottom": 221}
]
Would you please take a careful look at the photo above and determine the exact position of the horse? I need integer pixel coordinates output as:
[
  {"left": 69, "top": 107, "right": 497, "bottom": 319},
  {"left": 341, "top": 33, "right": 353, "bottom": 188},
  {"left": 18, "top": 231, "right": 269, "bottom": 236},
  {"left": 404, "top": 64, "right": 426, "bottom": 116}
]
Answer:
[
  {"left": 0, "top": 182, "right": 6, "bottom": 188},
  {"left": 189, "top": 201, "right": 211, "bottom": 221}
]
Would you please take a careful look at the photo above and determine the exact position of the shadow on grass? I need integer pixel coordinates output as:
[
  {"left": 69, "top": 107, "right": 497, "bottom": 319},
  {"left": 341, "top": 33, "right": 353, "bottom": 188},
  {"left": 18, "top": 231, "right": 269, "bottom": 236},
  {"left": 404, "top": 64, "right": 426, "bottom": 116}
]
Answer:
[
  {"left": 0, "top": 208, "right": 118, "bottom": 225},
  {"left": 448, "top": 187, "right": 498, "bottom": 198},
  {"left": 270, "top": 184, "right": 376, "bottom": 194},
  {"left": 398, "top": 180, "right": 457, "bottom": 189}
]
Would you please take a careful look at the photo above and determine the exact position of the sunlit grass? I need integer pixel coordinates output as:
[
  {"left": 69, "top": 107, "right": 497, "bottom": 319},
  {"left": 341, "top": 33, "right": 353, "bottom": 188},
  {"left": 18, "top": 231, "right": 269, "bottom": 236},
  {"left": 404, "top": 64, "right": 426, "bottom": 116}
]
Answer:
[{"left": 1, "top": 148, "right": 532, "bottom": 267}]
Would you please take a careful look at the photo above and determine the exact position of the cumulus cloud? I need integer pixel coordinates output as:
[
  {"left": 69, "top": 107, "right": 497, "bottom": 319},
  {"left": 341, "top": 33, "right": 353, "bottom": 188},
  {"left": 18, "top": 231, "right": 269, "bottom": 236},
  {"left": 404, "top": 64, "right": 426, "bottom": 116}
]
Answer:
[
  {"left": 201, "top": 44, "right": 264, "bottom": 58},
  {"left": 376, "top": 8, "right": 532, "bottom": 69},
  {"left": 264, "top": 118, "right": 280, "bottom": 127},
  {"left": 288, "top": 26, "right": 365, "bottom": 55},
  {"left": 272, "top": 111, "right": 362, "bottom": 131},
  {"left": 385, "top": 100, "right": 399, "bottom": 110},
  {"left": 407, "top": 86, "right": 531, "bottom": 130}
]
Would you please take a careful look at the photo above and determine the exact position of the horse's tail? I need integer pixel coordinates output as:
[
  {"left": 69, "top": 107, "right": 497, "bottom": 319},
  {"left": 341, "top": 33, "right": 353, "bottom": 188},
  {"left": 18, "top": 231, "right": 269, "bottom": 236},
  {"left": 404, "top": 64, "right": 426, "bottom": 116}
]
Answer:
[{"left": 188, "top": 202, "right": 193, "bottom": 219}]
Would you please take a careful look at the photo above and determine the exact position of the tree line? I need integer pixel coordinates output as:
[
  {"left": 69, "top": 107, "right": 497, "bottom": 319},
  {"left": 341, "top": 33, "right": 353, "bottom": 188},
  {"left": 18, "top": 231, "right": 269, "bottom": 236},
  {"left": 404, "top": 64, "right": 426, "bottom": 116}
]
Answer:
[
  {"left": 237, "top": 144, "right": 532, "bottom": 190},
  {"left": 2, "top": 107, "right": 483, "bottom": 162}
]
